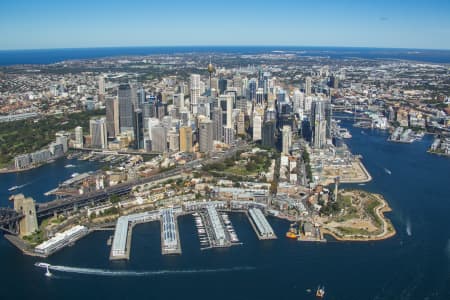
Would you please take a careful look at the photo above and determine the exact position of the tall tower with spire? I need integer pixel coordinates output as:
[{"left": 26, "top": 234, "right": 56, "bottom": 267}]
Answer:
[{"left": 207, "top": 57, "right": 215, "bottom": 94}]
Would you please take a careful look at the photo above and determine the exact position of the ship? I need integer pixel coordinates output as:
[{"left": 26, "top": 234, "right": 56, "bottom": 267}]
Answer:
[{"left": 316, "top": 285, "right": 325, "bottom": 298}]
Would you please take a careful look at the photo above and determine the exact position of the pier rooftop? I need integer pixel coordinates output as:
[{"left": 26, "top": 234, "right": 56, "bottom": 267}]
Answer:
[
  {"left": 110, "top": 211, "right": 160, "bottom": 260},
  {"left": 248, "top": 208, "right": 276, "bottom": 240},
  {"left": 161, "top": 208, "right": 181, "bottom": 255}
]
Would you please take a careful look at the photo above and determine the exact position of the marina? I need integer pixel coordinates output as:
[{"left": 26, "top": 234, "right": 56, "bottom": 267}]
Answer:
[{"left": 107, "top": 201, "right": 272, "bottom": 260}]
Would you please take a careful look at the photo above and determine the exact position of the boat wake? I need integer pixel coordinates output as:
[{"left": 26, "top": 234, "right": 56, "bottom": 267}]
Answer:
[
  {"left": 406, "top": 219, "right": 412, "bottom": 236},
  {"left": 8, "top": 183, "right": 30, "bottom": 192},
  {"left": 37, "top": 264, "right": 255, "bottom": 277},
  {"left": 384, "top": 168, "right": 392, "bottom": 175}
]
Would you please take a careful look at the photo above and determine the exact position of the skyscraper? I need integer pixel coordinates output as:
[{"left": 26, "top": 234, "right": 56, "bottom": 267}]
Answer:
[
  {"left": 190, "top": 74, "right": 201, "bottom": 114},
  {"left": 133, "top": 109, "right": 144, "bottom": 149},
  {"left": 237, "top": 111, "right": 246, "bottom": 135},
  {"left": 262, "top": 121, "right": 275, "bottom": 148},
  {"left": 105, "top": 97, "right": 119, "bottom": 138},
  {"left": 179, "top": 126, "right": 193, "bottom": 153},
  {"left": 90, "top": 117, "right": 107, "bottom": 149},
  {"left": 219, "top": 94, "right": 234, "bottom": 128},
  {"left": 248, "top": 79, "right": 257, "bottom": 101},
  {"left": 324, "top": 100, "right": 333, "bottom": 139},
  {"left": 211, "top": 107, "right": 223, "bottom": 142},
  {"left": 199, "top": 119, "right": 214, "bottom": 153},
  {"left": 282, "top": 125, "right": 292, "bottom": 155},
  {"left": 311, "top": 100, "right": 327, "bottom": 149},
  {"left": 98, "top": 75, "right": 105, "bottom": 95},
  {"left": 173, "top": 93, "right": 185, "bottom": 109},
  {"left": 253, "top": 114, "right": 262, "bottom": 141},
  {"left": 118, "top": 84, "right": 134, "bottom": 133},
  {"left": 168, "top": 129, "right": 179, "bottom": 152},
  {"left": 256, "top": 88, "right": 264, "bottom": 105},
  {"left": 75, "top": 126, "right": 83, "bottom": 148},
  {"left": 150, "top": 125, "right": 167, "bottom": 152},
  {"left": 223, "top": 127, "right": 234, "bottom": 145},
  {"left": 305, "top": 76, "right": 312, "bottom": 96}
]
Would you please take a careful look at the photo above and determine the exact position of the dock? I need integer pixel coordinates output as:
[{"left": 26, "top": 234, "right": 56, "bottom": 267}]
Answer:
[
  {"left": 247, "top": 208, "right": 277, "bottom": 240},
  {"left": 109, "top": 211, "right": 161, "bottom": 260},
  {"left": 160, "top": 208, "right": 182, "bottom": 255}
]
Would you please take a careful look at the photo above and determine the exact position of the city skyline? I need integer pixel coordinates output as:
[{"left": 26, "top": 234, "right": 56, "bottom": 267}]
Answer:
[{"left": 1, "top": 0, "right": 450, "bottom": 50}]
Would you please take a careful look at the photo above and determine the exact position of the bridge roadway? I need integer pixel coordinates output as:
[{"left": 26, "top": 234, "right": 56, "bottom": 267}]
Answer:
[
  {"left": 0, "top": 208, "right": 23, "bottom": 233},
  {"left": 0, "top": 144, "right": 250, "bottom": 232}
]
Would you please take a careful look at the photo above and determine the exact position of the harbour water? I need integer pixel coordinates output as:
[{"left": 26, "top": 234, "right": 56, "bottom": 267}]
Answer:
[{"left": 1, "top": 123, "right": 450, "bottom": 300}]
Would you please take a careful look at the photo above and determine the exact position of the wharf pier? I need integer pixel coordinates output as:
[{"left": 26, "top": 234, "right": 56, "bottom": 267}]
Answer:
[
  {"left": 109, "top": 211, "right": 161, "bottom": 260},
  {"left": 160, "top": 208, "right": 182, "bottom": 255},
  {"left": 247, "top": 208, "right": 277, "bottom": 240}
]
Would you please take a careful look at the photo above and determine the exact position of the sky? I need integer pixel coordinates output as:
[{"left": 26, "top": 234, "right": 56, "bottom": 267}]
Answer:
[{"left": 0, "top": 0, "right": 450, "bottom": 50}]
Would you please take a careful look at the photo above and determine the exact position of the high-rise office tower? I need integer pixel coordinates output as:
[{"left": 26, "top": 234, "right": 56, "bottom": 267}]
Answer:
[
  {"left": 262, "top": 121, "right": 276, "bottom": 148},
  {"left": 292, "top": 89, "right": 304, "bottom": 114},
  {"left": 305, "top": 76, "right": 312, "bottom": 96},
  {"left": 218, "top": 77, "right": 228, "bottom": 94},
  {"left": 311, "top": 100, "right": 327, "bottom": 149},
  {"left": 90, "top": 117, "right": 107, "bottom": 149},
  {"left": 324, "top": 100, "right": 333, "bottom": 139},
  {"left": 256, "top": 88, "right": 264, "bottom": 105},
  {"left": 248, "top": 79, "right": 257, "bottom": 101},
  {"left": 223, "top": 127, "right": 234, "bottom": 145},
  {"left": 212, "top": 107, "right": 223, "bottom": 141},
  {"left": 179, "top": 126, "right": 193, "bottom": 153},
  {"left": 168, "top": 129, "right": 179, "bottom": 152},
  {"left": 198, "top": 119, "right": 214, "bottom": 153},
  {"left": 253, "top": 113, "right": 262, "bottom": 141},
  {"left": 133, "top": 109, "right": 144, "bottom": 149},
  {"left": 75, "top": 126, "right": 83, "bottom": 148},
  {"left": 190, "top": 74, "right": 201, "bottom": 114},
  {"left": 237, "top": 111, "right": 246, "bottom": 135},
  {"left": 98, "top": 75, "right": 105, "bottom": 95},
  {"left": 219, "top": 94, "right": 234, "bottom": 128},
  {"left": 276, "top": 89, "right": 286, "bottom": 104},
  {"left": 173, "top": 93, "right": 185, "bottom": 109},
  {"left": 118, "top": 84, "right": 134, "bottom": 133},
  {"left": 150, "top": 125, "right": 167, "bottom": 152},
  {"left": 137, "top": 86, "right": 145, "bottom": 106},
  {"left": 105, "top": 97, "right": 119, "bottom": 138},
  {"left": 282, "top": 125, "right": 292, "bottom": 155}
]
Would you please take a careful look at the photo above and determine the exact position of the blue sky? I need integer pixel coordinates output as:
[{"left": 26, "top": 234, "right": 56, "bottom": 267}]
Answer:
[{"left": 0, "top": 0, "right": 449, "bottom": 50}]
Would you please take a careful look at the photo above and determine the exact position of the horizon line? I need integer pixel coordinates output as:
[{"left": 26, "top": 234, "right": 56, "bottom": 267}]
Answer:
[{"left": 1, "top": 44, "right": 450, "bottom": 52}]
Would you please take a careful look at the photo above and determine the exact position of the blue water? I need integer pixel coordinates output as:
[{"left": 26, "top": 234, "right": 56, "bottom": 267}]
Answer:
[
  {"left": 1, "top": 46, "right": 450, "bottom": 66},
  {"left": 0, "top": 157, "right": 102, "bottom": 205},
  {"left": 1, "top": 123, "right": 450, "bottom": 299}
]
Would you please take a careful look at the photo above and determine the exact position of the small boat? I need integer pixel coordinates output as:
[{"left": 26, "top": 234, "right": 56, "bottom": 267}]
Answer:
[
  {"left": 316, "top": 286, "right": 325, "bottom": 298},
  {"left": 71, "top": 173, "right": 80, "bottom": 178},
  {"left": 64, "top": 164, "right": 75, "bottom": 168},
  {"left": 384, "top": 168, "right": 392, "bottom": 175},
  {"left": 35, "top": 262, "right": 52, "bottom": 277},
  {"left": 8, "top": 185, "right": 20, "bottom": 192},
  {"left": 8, "top": 183, "right": 27, "bottom": 192}
]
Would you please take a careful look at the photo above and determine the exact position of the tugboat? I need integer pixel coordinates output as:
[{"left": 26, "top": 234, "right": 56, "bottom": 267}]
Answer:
[
  {"left": 286, "top": 223, "right": 298, "bottom": 239},
  {"left": 316, "top": 285, "right": 325, "bottom": 298}
]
